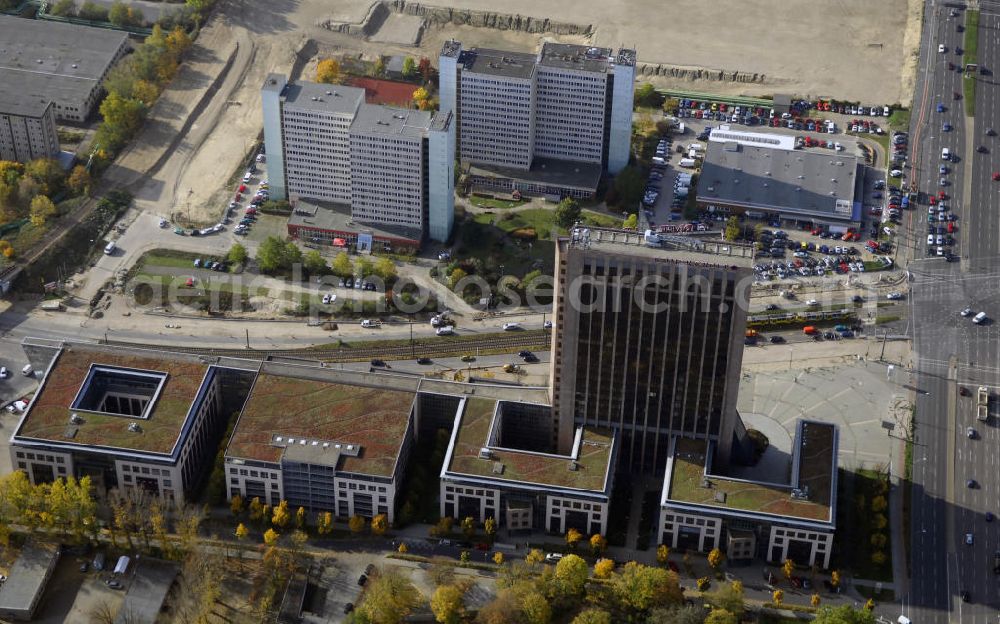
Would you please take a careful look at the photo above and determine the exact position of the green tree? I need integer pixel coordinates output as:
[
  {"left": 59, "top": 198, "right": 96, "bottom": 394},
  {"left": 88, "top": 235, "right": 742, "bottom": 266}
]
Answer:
[
  {"left": 303, "top": 250, "right": 327, "bottom": 275},
  {"left": 430, "top": 584, "right": 465, "bottom": 624},
  {"left": 356, "top": 256, "right": 373, "bottom": 278},
  {"left": 613, "top": 166, "right": 645, "bottom": 207},
  {"left": 709, "top": 580, "right": 744, "bottom": 617},
  {"left": 316, "top": 58, "right": 341, "bottom": 84},
  {"left": 723, "top": 216, "right": 741, "bottom": 241},
  {"left": 571, "top": 609, "right": 611, "bottom": 624},
  {"left": 448, "top": 268, "right": 467, "bottom": 289},
  {"left": 50, "top": 0, "right": 77, "bottom": 16},
  {"left": 255, "top": 236, "right": 292, "bottom": 273},
  {"left": 332, "top": 251, "right": 353, "bottom": 277},
  {"left": 78, "top": 0, "right": 109, "bottom": 21},
  {"left": 97, "top": 92, "right": 145, "bottom": 153},
  {"left": 359, "top": 568, "right": 420, "bottom": 624},
  {"left": 611, "top": 562, "right": 684, "bottom": 615},
  {"left": 634, "top": 83, "right": 664, "bottom": 108},
  {"left": 554, "top": 554, "right": 588, "bottom": 597},
  {"left": 374, "top": 257, "right": 397, "bottom": 281},
  {"left": 226, "top": 243, "right": 248, "bottom": 265},
  {"left": 402, "top": 56, "right": 417, "bottom": 78},
  {"left": 24, "top": 158, "right": 64, "bottom": 197},
  {"left": 555, "top": 197, "right": 581, "bottom": 228},
  {"left": 29, "top": 195, "right": 57, "bottom": 227},
  {"left": 108, "top": 1, "right": 130, "bottom": 26}
]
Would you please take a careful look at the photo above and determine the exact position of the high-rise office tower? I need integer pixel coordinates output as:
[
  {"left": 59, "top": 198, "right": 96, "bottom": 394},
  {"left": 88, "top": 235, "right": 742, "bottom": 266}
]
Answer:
[{"left": 550, "top": 230, "right": 755, "bottom": 470}]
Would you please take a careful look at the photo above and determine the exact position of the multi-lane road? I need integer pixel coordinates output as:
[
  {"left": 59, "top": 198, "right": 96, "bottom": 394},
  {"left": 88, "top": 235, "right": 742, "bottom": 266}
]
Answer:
[{"left": 907, "top": 1, "right": 1000, "bottom": 622}]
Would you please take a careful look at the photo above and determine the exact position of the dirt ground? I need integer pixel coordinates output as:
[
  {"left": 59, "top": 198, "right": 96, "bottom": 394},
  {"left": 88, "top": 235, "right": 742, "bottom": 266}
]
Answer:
[{"left": 118, "top": 0, "right": 922, "bottom": 226}]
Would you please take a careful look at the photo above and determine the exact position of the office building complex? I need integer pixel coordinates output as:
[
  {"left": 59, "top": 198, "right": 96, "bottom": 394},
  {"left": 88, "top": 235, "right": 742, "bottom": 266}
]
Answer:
[
  {"left": 261, "top": 74, "right": 455, "bottom": 245},
  {"left": 0, "top": 94, "right": 59, "bottom": 163},
  {"left": 439, "top": 41, "right": 635, "bottom": 199},
  {"left": 11, "top": 340, "right": 254, "bottom": 504},
  {"left": 550, "top": 229, "right": 755, "bottom": 470},
  {"left": 0, "top": 16, "right": 129, "bottom": 123}
]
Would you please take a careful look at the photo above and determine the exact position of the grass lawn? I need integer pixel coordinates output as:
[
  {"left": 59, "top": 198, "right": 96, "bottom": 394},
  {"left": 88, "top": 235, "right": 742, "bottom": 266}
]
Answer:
[
  {"left": 887, "top": 108, "right": 911, "bottom": 133},
  {"left": 964, "top": 10, "right": 980, "bottom": 116},
  {"left": 459, "top": 207, "right": 621, "bottom": 277},
  {"left": 246, "top": 213, "right": 288, "bottom": 244},
  {"left": 468, "top": 195, "right": 526, "bottom": 210},
  {"left": 887, "top": 175, "right": 902, "bottom": 189},
  {"left": 139, "top": 250, "right": 217, "bottom": 270}
]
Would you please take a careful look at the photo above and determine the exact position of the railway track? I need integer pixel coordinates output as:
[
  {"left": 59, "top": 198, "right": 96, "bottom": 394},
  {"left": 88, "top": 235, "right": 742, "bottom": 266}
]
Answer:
[{"left": 105, "top": 330, "right": 552, "bottom": 363}]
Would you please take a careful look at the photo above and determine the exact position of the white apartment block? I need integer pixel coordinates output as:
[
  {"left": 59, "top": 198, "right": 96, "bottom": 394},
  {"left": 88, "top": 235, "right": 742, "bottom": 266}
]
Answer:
[
  {"left": 0, "top": 95, "right": 59, "bottom": 163},
  {"left": 439, "top": 41, "right": 636, "bottom": 193},
  {"left": 455, "top": 49, "right": 536, "bottom": 170},
  {"left": 261, "top": 75, "right": 456, "bottom": 244},
  {"left": 349, "top": 105, "right": 431, "bottom": 231}
]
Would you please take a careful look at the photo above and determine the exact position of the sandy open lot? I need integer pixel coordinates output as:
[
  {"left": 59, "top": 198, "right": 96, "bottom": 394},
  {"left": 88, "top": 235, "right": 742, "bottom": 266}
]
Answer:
[{"left": 119, "top": 0, "right": 921, "bottom": 226}]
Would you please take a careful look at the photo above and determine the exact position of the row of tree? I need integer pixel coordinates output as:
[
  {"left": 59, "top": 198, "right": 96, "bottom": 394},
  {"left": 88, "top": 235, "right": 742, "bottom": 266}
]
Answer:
[
  {"left": 50, "top": 0, "right": 147, "bottom": 27},
  {"left": 95, "top": 24, "right": 193, "bottom": 160},
  {"left": 0, "top": 158, "right": 90, "bottom": 231}
]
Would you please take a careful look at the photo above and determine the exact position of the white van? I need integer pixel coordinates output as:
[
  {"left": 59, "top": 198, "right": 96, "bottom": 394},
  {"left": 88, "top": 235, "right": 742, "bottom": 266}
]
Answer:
[
  {"left": 973, "top": 312, "right": 988, "bottom": 324},
  {"left": 435, "top": 326, "right": 454, "bottom": 336},
  {"left": 103, "top": 241, "right": 116, "bottom": 255},
  {"left": 942, "top": 147, "right": 951, "bottom": 160},
  {"left": 360, "top": 319, "right": 382, "bottom": 328},
  {"left": 643, "top": 230, "right": 663, "bottom": 248},
  {"left": 689, "top": 143, "right": 705, "bottom": 153},
  {"left": 21, "top": 364, "right": 33, "bottom": 377},
  {"left": 679, "top": 158, "right": 697, "bottom": 168}
]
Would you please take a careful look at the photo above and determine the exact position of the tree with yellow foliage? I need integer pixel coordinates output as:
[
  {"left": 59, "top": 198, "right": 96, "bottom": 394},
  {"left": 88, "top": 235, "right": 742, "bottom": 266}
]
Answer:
[
  {"left": 398, "top": 542, "right": 409, "bottom": 553},
  {"left": 811, "top": 593, "right": 821, "bottom": 607},
  {"left": 230, "top": 494, "right": 243, "bottom": 516},
  {"left": 782, "top": 558, "right": 795, "bottom": 580},
  {"left": 235, "top": 522, "right": 248, "bottom": 541},
  {"left": 271, "top": 500, "right": 291, "bottom": 528},
  {"left": 248, "top": 496, "right": 263, "bottom": 522},
  {"left": 29, "top": 195, "right": 56, "bottom": 227},
  {"left": 589, "top": 533, "right": 607, "bottom": 556},
  {"left": 263, "top": 528, "right": 279, "bottom": 546},
  {"left": 371, "top": 513, "right": 389, "bottom": 536},
  {"left": 565, "top": 527, "right": 583, "bottom": 550},
  {"left": 349, "top": 514, "right": 366, "bottom": 535},
  {"left": 493, "top": 552, "right": 504, "bottom": 565},
  {"left": 772, "top": 589, "right": 784, "bottom": 606},
  {"left": 593, "top": 558, "right": 615, "bottom": 579},
  {"left": 316, "top": 58, "right": 342, "bottom": 84},
  {"left": 295, "top": 506, "right": 306, "bottom": 529},
  {"left": 707, "top": 547, "right": 724, "bottom": 570},
  {"left": 525, "top": 549, "right": 545, "bottom": 565},
  {"left": 413, "top": 87, "right": 430, "bottom": 110},
  {"left": 656, "top": 544, "right": 670, "bottom": 565}
]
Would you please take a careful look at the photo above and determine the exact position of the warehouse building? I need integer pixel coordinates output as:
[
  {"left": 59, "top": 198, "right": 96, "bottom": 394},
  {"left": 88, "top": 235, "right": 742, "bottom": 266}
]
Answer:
[
  {"left": 0, "top": 15, "right": 129, "bottom": 123},
  {"left": 697, "top": 129, "right": 863, "bottom": 229},
  {"left": 0, "top": 543, "right": 60, "bottom": 621}
]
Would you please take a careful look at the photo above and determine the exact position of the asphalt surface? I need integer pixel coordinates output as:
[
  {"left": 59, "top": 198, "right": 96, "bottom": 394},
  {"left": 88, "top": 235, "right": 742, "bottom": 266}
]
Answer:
[{"left": 906, "top": 3, "right": 1000, "bottom": 622}]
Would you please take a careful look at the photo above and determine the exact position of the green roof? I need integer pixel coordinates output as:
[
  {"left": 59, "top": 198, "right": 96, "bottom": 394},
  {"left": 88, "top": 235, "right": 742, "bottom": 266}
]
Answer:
[
  {"left": 17, "top": 348, "right": 208, "bottom": 454},
  {"left": 667, "top": 436, "right": 833, "bottom": 522},
  {"left": 226, "top": 373, "right": 414, "bottom": 477},
  {"left": 446, "top": 398, "right": 614, "bottom": 492}
]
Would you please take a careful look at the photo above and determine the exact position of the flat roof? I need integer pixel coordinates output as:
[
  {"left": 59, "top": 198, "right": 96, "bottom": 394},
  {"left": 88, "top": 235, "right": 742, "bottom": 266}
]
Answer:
[
  {"left": 226, "top": 371, "right": 415, "bottom": 477},
  {"left": 468, "top": 157, "right": 603, "bottom": 192},
  {"left": 0, "top": 543, "right": 58, "bottom": 616},
  {"left": 115, "top": 558, "right": 178, "bottom": 624},
  {"left": 664, "top": 423, "right": 837, "bottom": 524},
  {"left": 459, "top": 48, "right": 537, "bottom": 80},
  {"left": 15, "top": 345, "right": 211, "bottom": 455},
  {"left": 698, "top": 138, "right": 860, "bottom": 221},
  {"left": 538, "top": 43, "right": 613, "bottom": 73},
  {"left": 0, "top": 15, "right": 126, "bottom": 111},
  {"left": 282, "top": 80, "right": 365, "bottom": 115},
  {"left": 288, "top": 200, "right": 422, "bottom": 243},
  {"left": 350, "top": 103, "right": 431, "bottom": 139},
  {"left": 0, "top": 91, "right": 51, "bottom": 118},
  {"left": 445, "top": 398, "right": 614, "bottom": 492},
  {"left": 559, "top": 228, "right": 756, "bottom": 269}
]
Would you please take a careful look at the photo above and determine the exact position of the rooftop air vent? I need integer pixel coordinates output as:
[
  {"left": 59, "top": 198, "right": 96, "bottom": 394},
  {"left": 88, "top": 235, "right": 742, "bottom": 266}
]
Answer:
[
  {"left": 127, "top": 422, "right": 141, "bottom": 433},
  {"left": 479, "top": 447, "right": 492, "bottom": 460},
  {"left": 714, "top": 491, "right": 727, "bottom": 503},
  {"left": 69, "top": 413, "right": 83, "bottom": 425},
  {"left": 567, "top": 461, "right": 579, "bottom": 471},
  {"left": 492, "top": 461, "right": 505, "bottom": 475},
  {"left": 700, "top": 478, "right": 712, "bottom": 489}
]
